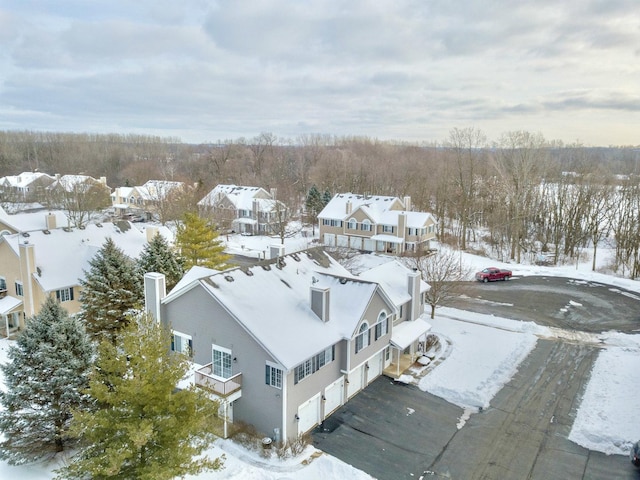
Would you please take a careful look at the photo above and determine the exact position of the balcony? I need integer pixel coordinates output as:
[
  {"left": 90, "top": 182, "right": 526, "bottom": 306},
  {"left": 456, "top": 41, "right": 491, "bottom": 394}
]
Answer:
[{"left": 194, "top": 363, "right": 242, "bottom": 398}]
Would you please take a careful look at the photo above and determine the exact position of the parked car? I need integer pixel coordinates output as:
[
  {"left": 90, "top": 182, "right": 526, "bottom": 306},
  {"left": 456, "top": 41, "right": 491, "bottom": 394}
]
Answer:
[
  {"left": 631, "top": 440, "right": 640, "bottom": 467},
  {"left": 475, "top": 267, "right": 512, "bottom": 282}
]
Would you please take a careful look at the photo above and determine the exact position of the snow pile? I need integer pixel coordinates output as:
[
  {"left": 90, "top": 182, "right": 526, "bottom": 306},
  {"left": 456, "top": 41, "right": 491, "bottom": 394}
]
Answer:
[
  {"left": 568, "top": 337, "right": 640, "bottom": 455},
  {"left": 419, "top": 314, "right": 539, "bottom": 411}
]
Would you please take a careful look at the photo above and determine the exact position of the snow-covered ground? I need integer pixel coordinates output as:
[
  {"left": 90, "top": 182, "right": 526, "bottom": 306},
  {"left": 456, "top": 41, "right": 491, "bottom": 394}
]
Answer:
[{"left": 1, "top": 237, "right": 639, "bottom": 478}]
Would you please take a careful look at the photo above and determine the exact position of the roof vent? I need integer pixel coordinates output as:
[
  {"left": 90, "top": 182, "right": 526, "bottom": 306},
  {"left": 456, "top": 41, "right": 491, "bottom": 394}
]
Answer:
[
  {"left": 79, "top": 225, "right": 85, "bottom": 230},
  {"left": 261, "top": 264, "right": 271, "bottom": 271},
  {"left": 43, "top": 229, "right": 51, "bottom": 235},
  {"left": 276, "top": 258, "right": 285, "bottom": 269},
  {"left": 224, "top": 275, "right": 234, "bottom": 282},
  {"left": 291, "top": 253, "right": 301, "bottom": 262},
  {"left": 36, "top": 266, "right": 42, "bottom": 277},
  {"left": 63, "top": 227, "right": 71, "bottom": 232},
  {"left": 339, "top": 277, "right": 347, "bottom": 285},
  {"left": 21, "top": 232, "right": 30, "bottom": 237},
  {"left": 243, "top": 268, "right": 254, "bottom": 276}
]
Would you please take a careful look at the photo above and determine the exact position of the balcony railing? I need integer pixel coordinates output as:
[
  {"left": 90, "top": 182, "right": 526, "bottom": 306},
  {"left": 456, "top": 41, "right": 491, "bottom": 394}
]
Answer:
[{"left": 194, "top": 363, "right": 242, "bottom": 397}]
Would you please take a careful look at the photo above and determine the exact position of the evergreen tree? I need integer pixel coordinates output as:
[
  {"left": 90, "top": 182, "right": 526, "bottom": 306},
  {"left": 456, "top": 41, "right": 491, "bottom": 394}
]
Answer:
[
  {"left": 57, "top": 313, "right": 223, "bottom": 480},
  {"left": 0, "top": 297, "right": 94, "bottom": 465},
  {"left": 137, "top": 233, "right": 184, "bottom": 290},
  {"left": 175, "top": 211, "right": 231, "bottom": 270},
  {"left": 305, "top": 185, "right": 324, "bottom": 234},
  {"left": 322, "top": 188, "right": 333, "bottom": 207},
  {"left": 79, "top": 237, "right": 143, "bottom": 342}
]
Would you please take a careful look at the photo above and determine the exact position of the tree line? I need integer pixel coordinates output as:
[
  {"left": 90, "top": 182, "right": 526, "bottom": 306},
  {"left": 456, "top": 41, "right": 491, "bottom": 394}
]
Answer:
[{"left": 2, "top": 129, "right": 640, "bottom": 276}]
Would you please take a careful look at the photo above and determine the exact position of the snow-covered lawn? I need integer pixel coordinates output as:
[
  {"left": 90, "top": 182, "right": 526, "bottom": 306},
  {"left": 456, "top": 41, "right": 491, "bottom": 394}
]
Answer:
[{"left": 1, "top": 243, "right": 640, "bottom": 478}]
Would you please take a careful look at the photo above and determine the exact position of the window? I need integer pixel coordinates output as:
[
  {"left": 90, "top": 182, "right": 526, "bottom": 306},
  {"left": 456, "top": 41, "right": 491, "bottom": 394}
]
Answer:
[
  {"left": 382, "top": 225, "right": 394, "bottom": 233},
  {"left": 212, "top": 345, "right": 232, "bottom": 379},
  {"left": 15, "top": 281, "right": 23, "bottom": 297},
  {"left": 348, "top": 218, "right": 357, "bottom": 230},
  {"left": 361, "top": 220, "right": 372, "bottom": 231},
  {"left": 0, "top": 277, "right": 6, "bottom": 291},
  {"left": 171, "top": 331, "right": 192, "bottom": 356},
  {"left": 294, "top": 346, "right": 335, "bottom": 384},
  {"left": 399, "top": 305, "right": 404, "bottom": 319},
  {"left": 324, "top": 219, "right": 342, "bottom": 227},
  {"left": 265, "top": 363, "right": 283, "bottom": 389},
  {"left": 355, "top": 322, "right": 370, "bottom": 353},
  {"left": 56, "top": 287, "right": 74, "bottom": 302},
  {"left": 374, "top": 311, "right": 388, "bottom": 341}
]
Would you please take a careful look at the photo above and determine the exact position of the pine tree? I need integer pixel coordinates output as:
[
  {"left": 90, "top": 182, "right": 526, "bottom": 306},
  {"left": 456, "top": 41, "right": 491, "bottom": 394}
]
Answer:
[
  {"left": 322, "top": 188, "right": 333, "bottom": 207},
  {"left": 175, "top": 211, "right": 231, "bottom": 270},
  {"left": 0, "top": 297, "right": 94, "bottom": 465},
  {"left": 305, "top": 185, "right": 323, "bottom": 234},
  {"left": 137, "top": 233, "right": 184, "bottom": 290},
  {"left": 57, "top": 313, "right": 223, "bottom": 480},
  {"left": 79, "top": 237, "right": 143, "bottom": 342}
]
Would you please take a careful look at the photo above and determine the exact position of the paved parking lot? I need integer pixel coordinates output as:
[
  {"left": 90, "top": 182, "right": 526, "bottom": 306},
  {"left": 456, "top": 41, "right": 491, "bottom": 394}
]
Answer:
[{"left": 313, "top": 339, "right": 640, "bottom": 480}]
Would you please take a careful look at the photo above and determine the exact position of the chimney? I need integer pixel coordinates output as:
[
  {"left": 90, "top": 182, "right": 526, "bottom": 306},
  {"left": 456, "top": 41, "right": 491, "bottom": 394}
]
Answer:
[
  {"left": 269, "top": 187, "right": 277, "bottom": 199},
  {"left": 45, "top": 212, "right": 57, "bottom": 230},
  {"left": 269, "top": 244, "right": 285, "bottom": 259},
  {"left": 407, "top": 268, "right": 421, "bottom": 321},
  {"left": 99, "top": 176, "right": 107, "bottom": 185},
  {"left": 398, "top": 213, "right": 407, "bottom": 240},
  {"left": 146, "top": 226, "right": 159, "bottom": 243},
  {"left": 55, "top": 173, "right": 60, "bottom": 181},
  {"left": 19, "top": 242, "right": 37, "bottom": 316},
  {"left": 403, "top": 196, "right": 412, "bottom": 211},
  {"left": 144, "top": 272, "right": 167, "bottom": 323},
  {"left": 345, "top": 200, "right": 352, "bottom": 215},
  {"left": 311, "top": 285, "right": 330, "bottom": 322}
]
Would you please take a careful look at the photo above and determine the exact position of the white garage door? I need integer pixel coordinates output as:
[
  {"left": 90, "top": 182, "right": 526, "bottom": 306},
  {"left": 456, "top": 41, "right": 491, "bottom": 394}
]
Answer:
[
  {"left": 347, "top": 365, "right": 364, "bottom": 398},
  {"left": 324, "top": 378, "right": 344, "bottom": 417},
  {"left": 350, "top": 236, "right": 363, "bottom": 250},
  {"left": 323, "top": 233, "right": 335, "bottom": 247},
  {"left": 363, "top": 238, "right": 375, "bottom": 251},
  {"left": 367, "top": 352, "right": 383, "bottom": 384},
  {"left": 337, "top": 235, "right": 349, "bottom": 247},
  {"left": 298, "top": 394, "right": 321, "bottom": 435}
]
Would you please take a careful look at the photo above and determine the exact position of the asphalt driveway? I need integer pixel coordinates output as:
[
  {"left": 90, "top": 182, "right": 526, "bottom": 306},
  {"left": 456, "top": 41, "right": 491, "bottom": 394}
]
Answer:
[{"left": 313, "top": 276, "right": 640, "bottom": 480}]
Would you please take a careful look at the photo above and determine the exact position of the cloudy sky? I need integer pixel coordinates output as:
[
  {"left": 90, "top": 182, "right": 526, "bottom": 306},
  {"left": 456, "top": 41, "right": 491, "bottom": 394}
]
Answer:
[{"left": 0, "top": 1, "right": 638, "bottom": 146}]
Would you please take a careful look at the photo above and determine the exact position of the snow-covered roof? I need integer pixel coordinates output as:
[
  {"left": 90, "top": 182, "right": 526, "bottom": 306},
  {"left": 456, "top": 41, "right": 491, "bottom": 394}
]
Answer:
[
  {"left": 390, "top": 317, "right": 431, "bottom": 350},
  {"left": 198, "top": 184, "right": 271, "bottom": 209},
  {"left": 47, "top": 174, "right": 107, "bottom": 191},
  {"left": 319, "top": 193, "right": 436, "bottom": 227},
  {"left": 166, "top": 250, "right": 386, "bottom": 370},
  {"left": 0, "top": 295, "right": 22, "bottom": 315},
  {"left": 0, "top": 172, "right": 54, "bottom": 188},
  {"left": 359, "top": 260, "right": 430, "bottom": 307},
  {"left": 2, "top": 222, "right": 153, "bottom": 291},
  {"left": 0, "top": 207, "right": 68, "bottom": 233},
  {"left": 318, "top": 192, "right": 403, "bottom": 221}
]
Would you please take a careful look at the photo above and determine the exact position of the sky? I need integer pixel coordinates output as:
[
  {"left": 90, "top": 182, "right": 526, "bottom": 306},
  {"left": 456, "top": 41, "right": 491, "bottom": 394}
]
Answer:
[
  {"left": 0, "top": 1, "right": 638, "bottom": 147},
  {"left": 1, "top": 234, "right": 640, "bottom": 478}
]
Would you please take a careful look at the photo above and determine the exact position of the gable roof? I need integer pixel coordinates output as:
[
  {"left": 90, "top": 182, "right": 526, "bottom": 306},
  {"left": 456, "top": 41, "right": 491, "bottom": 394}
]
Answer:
[
  {"left": 0, "top": 172, "right": 55, "bottom": 188},
  {"left": 0, "top": 207, "right": 68, "bottom": 234},
  {"left": 359, "top": 259, "right": 430, "bottom": 306},
  {"left": 47, "top": 174, "right": 107, "bottom": 191},
  {"left": 198, "top": 184, "right": 272, "bottom": 210},
  {"left": 2, "top": 221, "right": 152, "bottom": 291},
  {"left": 165, "top": 249, "right": 392, "bottom": 370},
  {"left": 319, "top": 192, "right": 404, "bottom": 221}
]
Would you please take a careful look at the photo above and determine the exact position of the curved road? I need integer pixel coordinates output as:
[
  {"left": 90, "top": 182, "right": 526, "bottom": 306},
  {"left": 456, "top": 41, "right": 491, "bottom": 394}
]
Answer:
[{"left": 313, "top": 275, "right": 640, "bottom": 479}]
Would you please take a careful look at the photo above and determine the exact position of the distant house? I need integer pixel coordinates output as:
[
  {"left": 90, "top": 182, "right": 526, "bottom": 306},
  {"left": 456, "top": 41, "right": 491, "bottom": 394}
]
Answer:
[
  {"left": 0, "top": 206, "right": 67, "bottom": 235},
  {"left": 197, "top": 184, "right": 287, "bottom": 235},
  {"left": 318, "top": 193, "right": 437, "bottom": 254},
  {"left": 0, "top": 217, "right": 170, "bottom": 336},
  {"left": 0, "top": 172, "right": 55, "bottom": 203},
  {"left": 111, "top": 180, "right": 184, "bottom": 219},
  {"left": 47, "top": 174, "right": 109, "bottom": 193},
  {"left": 144, "top": 248, "right": 431, "bottom": 441}
]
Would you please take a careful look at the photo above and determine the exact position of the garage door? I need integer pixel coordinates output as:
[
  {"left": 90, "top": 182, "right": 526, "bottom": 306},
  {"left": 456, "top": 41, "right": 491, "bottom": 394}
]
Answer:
[
  {"left": 337, "top": 235, "right": 349, "bottom": 247},
  {"left": 323, "top": 233, "right": 335, "bottom": 247},
  {"left": 350, "top": 236, "right": 363, "bottom": 250},
  {"left": 298, "top": 394, "right": 321, "bottom": 435},
  {"left": 324, "top": 378, "right": 344, "bottom": 417},
  {"left": 363, "top": 238, "right": 375, "bottom": 252},
  {"left": 367, "top": 352, "right": 383, "bottom": 384},
  {"left": 347, "top": 365, "right": 364, "bottom": 398}
]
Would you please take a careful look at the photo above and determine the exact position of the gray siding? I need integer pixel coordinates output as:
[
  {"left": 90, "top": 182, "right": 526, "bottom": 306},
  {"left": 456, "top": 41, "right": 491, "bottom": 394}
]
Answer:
[{"left": 162, "top": 285, "right": 284, "bottom": 438}]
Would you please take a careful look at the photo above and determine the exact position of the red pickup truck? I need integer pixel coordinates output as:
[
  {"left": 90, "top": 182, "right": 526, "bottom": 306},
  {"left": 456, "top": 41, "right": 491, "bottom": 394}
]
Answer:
[{"left": 475, "top": 267, "right": 512, "bottom": 282}]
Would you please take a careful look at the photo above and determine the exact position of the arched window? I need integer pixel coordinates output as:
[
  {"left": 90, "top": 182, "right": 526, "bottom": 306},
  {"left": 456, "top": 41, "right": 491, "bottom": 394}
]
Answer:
[
  {"left": 361, "top": 219, "right": 372, "bottom": 232},
  {"left": 348, "top": 218, "right": 357, "bottom": 230},
  {"left": 355, "top": 321, "right": 370, "bottom": 353},
  {"left": 375, "top": 311, "right": 388, "bottom": 340}
]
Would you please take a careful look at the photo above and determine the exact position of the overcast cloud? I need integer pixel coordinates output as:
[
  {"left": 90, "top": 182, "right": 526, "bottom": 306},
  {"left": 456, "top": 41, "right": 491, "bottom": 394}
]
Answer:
[{"left": 0, "top": 0, "right": 638, "bottom": 145}]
